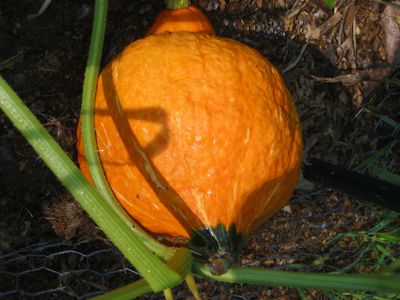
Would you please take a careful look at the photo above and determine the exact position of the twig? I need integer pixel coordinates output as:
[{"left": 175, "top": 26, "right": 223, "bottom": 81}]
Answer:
[
  {"left": 283, "top": 44, "right": 308, "bottom": 73},
  {"left": 0, "top": 52, "right": 24, "bottom": 72},
  {"left": 351, "top": 15, "right": 358, "bottom": 70},
  {"left": 311, "top": 73, "right": 363, "bottom": 85},
  {"left": 27, "top": 0, "right": 54, "bottom": 20}
]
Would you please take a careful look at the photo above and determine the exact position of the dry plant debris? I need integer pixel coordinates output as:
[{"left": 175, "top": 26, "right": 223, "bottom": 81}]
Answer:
[{"left": 285, "top": 0, "right": 400, "bottom": 106}]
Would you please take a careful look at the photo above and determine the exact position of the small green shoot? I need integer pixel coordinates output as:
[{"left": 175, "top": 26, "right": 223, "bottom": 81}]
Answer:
[{"left": 324, "top": 0, "right": 336, "bottom": 9}]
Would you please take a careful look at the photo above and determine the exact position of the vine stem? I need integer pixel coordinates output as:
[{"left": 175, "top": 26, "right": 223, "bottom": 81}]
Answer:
[
  {"left": 192, "top": 262, "right": 400, "bottom": 293},
  {"left": 0, "top": 0, "right": 190, "bottom": 294},
  {"left": 165, "top": 0, "right": 190, "bottom": 9},
  {"left": 79, "top": 0, "right": 185, "bottom": 292},
  {"left": 80, "top": 0, "right": 173, "bottom": 260}
]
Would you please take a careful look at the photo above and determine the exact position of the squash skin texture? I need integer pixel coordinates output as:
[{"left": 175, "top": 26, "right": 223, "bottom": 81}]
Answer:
[
  {"left": 77, "top": 32, "right": 302, "bottom": 241},
  {"left": 146, "top": 5, "right": 214, "bottom": 36}
]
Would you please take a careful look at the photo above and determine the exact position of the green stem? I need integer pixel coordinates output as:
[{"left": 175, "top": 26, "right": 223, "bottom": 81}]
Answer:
[
  {"left": 296, "top": 288, "right": 308, "bottom": 300},
  {"left": 92, "top": 247, "right": 192, "bottom": 299},
  {"left": 80, "top": 0, "right": 172, "bottom": 260},
  {"left": 165, "top": 0, "right": 190, "bottom": 10},
  {"left": 0, "top": 75, "right": 184, "bottom": 292},
  {"left": 192, "top": 262, "right": 400, "bottom": 293},
  {"left": 0, "top": 0, "right": 191, "bottom": 294},
  {"left": 185, "top": 273, "right": 201, "bottom": 300},
  {"left": 80, "top": 0, "right": 184, "bottom": 291},
  {"left": 81, "top": 0, "right": 110, "bottom": 204},
  {"left": 163, "top": 289, "right": 174, "bottom": 300}
]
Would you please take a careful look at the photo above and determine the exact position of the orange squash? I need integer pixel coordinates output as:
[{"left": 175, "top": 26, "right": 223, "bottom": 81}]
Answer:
[{"left": 77, "top": 5, "right": 302, "bottom": 270}]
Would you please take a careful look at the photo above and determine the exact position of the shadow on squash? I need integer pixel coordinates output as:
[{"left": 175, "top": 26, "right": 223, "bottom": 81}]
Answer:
[
  {"left": 92, "top": 106, "right": 169, "bottom": 158},
  {"left": 101, "top": 68, "right": 205, "bottom": 238}
]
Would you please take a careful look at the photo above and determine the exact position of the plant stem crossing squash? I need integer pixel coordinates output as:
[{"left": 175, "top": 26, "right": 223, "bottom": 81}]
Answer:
[{"left": 77, "top": 4, "right": 302, "bottom": 273}]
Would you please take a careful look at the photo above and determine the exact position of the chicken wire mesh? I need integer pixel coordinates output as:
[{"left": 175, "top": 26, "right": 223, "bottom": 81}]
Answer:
[
  {"left": 1, "top": 189, "right": 399, "bottom": 299},
  {"left": 0, "top": 240, "right": 141, "bottom": 299}
]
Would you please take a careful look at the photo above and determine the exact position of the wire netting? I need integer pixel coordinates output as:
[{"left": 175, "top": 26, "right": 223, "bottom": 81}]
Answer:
[{"left": 0, "top": 239, "right": 141, "bottom": 299}]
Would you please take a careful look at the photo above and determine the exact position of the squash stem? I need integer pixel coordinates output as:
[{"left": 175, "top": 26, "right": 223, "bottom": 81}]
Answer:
[
  {"left": 93, "top": 247, "right": 193, "bottom": 299},
  {"left": 0, "top": 0, "right": 188, "bottom": 293},
  {"left": 80, "top": 0, "right": 173, "bottom": 260},
  {"left": 192, "top": 262, "right": 400, "bottom": 293},
  {"left": 78, "top": 0, "right": 186, "bottom": 292},
  {"left": 165, "top": 0, "right": 190, "bottom": 10},
  {"left": 185, "top": 273, "right": 201, "bottom": 300},
  {"left": 163, "top": 289, "right": 174, "bottom": 300},
  {"left": 0, "top": 73, "right": 184, "bottom": 292}
]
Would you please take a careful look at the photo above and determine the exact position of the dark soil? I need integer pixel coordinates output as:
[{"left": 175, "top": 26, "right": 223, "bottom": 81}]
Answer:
[{"left": 1, "top": 0, "right": 399, "bottom": 299}]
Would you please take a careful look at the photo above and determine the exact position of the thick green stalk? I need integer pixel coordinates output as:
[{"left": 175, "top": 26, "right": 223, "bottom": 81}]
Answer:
[
  {"left": 192, "top": 263, "right": 400, "bottom": 293},
  {"left": 79, "top": 0, "right": 183, "bottom": 291},
  {"left": 165, "top": 0, "right": 190, "bottom": 9},
  {"left": 0, "top": 75, "right": 186, "bottom": 292},
  {"left": 80, "top": 0, "right": 173, "bottom": 260},
  {"left": 92, "top": 248, "right": 193, "bottom": 299},
  {"left": 1, "top": 0, "right": 191, "bottom": 294}
]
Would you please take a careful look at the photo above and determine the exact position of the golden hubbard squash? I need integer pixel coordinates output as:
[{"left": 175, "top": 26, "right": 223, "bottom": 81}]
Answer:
[{"left": 77, "top": 4, "right": 302, "bottom": 269}]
